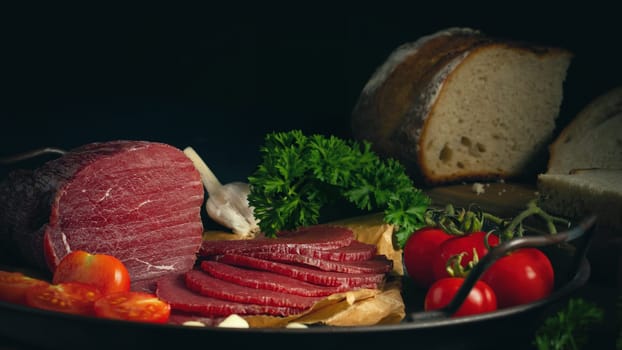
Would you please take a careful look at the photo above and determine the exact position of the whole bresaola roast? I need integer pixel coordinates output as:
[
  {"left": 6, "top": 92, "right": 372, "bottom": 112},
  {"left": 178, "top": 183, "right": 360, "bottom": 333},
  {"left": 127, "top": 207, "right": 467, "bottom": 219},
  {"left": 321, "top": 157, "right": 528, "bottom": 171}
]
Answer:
[{"left": 0, "top": 141, "right": 204, "bottom": 285}]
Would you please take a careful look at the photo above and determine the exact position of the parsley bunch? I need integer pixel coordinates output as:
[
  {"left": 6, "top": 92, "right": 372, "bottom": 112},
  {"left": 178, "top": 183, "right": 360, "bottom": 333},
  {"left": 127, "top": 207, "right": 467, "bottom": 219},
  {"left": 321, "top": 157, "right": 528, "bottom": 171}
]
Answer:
[
  {"left": 247, "top": 130, "right": 430, "bottom": 247},
  {"left": 534, "top": 298, "right": 604, "bottom": 349}
]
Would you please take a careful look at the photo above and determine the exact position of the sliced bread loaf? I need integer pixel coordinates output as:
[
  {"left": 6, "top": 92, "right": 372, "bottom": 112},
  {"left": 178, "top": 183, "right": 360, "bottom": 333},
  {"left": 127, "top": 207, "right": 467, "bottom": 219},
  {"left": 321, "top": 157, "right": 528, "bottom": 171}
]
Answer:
[
  {"left": 351, "top": 27, "right": 573, "bottom": 184},
  {"left": 546, "top": 86, "right": 622, "bottom": 174},
  {"left": 537, "top": 86, "right": 622, "bottom": 229},
  {"left": 538, "top": 169, "right": 622, "bottom": 229}
]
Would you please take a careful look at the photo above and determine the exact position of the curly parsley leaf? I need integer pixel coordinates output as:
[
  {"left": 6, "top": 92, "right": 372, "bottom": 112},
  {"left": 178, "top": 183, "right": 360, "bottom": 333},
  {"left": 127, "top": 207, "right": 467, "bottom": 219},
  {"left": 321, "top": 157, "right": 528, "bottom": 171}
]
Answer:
[
  {"left": 534, "top": 298, "right": 604, "bottom": 350},
  {"left": 248, "top": 130, "right": 430, "bottom": 243},
  {"left": 386, "top": 188, "right": 430, "bottom": 248}
]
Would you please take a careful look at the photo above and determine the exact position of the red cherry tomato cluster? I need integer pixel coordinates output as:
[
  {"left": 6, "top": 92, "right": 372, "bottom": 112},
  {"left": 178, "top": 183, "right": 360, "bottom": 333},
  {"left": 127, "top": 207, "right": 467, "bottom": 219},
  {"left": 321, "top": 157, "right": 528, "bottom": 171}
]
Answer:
[
  {"left": 403, "top": 227, "right": 554, "bottom": 317},
  {"left": 0, "top": 251, "right": 170, "bottom": 323}
]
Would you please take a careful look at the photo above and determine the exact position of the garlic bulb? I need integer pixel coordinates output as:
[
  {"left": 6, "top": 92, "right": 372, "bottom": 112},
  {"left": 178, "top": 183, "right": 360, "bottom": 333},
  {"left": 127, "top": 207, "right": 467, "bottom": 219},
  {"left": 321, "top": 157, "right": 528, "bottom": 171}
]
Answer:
[{"left": 183, "top": 147, "right": 260, "bottom": 238}]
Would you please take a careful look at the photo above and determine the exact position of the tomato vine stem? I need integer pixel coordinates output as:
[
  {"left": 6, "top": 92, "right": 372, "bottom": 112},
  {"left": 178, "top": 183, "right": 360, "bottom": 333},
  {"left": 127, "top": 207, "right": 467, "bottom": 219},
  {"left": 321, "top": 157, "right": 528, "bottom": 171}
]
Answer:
[{"left": 424, "top": 200, "right": 571, "bottom": 242}]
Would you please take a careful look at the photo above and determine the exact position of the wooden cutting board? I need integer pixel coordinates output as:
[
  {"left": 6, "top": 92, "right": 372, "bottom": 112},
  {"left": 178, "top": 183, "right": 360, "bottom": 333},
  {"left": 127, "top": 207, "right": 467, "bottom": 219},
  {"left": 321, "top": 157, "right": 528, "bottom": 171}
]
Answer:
[{"left": 425, "top": 181, "right": 538, "bottom": 217}]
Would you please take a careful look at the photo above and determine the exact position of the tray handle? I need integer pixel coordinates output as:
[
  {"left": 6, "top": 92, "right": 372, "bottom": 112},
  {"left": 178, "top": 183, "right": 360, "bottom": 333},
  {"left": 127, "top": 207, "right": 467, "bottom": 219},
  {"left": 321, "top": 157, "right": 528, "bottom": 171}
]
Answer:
[{"left": 0, "top": 147, "right": 66, "bottom": 165}]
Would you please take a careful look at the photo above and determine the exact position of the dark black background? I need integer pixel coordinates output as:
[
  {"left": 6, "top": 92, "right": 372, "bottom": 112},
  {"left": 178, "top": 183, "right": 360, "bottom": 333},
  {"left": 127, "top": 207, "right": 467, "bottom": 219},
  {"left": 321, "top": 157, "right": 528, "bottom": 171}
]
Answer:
[
  {"left": 0, "top": 4, "right": 620, "bottom": 348},
  {"left": 2, "top": 3, "right": 621, "bottom": 182}
]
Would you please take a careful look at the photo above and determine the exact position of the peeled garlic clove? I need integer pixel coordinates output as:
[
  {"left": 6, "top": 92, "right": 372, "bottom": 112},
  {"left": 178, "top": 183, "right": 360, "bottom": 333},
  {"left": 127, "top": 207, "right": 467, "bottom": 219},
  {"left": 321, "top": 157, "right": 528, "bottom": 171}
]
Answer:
[
  {"left": 206, "top": 182, "right": 259, "bottom": 237},
  {"left": 218, "top": 314, "right": 249, "bottom": 328},
  {"left": 286, "top": 322, "right": 308, "bottom": 329},
  {"left": 183, "top": 146, "right": 259, "bottom": 237}
]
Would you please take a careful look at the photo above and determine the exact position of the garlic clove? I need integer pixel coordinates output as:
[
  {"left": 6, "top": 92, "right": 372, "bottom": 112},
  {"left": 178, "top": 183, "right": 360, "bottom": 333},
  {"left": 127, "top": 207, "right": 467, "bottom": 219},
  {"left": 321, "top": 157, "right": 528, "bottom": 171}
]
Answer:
[
  {"left": 206, "top": 182, "right": 259, "bottom": 237},
  {"left": 218, "top": 314, "right": 250, "bottom": 328},
  {"left": 183, "top": 146, "right": 259, "bottom": 238}
]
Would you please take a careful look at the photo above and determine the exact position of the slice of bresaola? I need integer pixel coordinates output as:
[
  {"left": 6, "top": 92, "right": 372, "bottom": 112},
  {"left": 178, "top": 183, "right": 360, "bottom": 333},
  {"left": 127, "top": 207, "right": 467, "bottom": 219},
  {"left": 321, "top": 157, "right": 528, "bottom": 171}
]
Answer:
[
  {"left": 305, "top": 241, "right": 377, "bottom": 262},
  {"left": 200, "top": 260, "right": 352, "bottom": 297},
  {"left": 0, "top": 141, "right": 204, "bottom": 284},
  {"left": 156, "top": 273, "right": 304, "bottom": 317},
  {"left": 243, "top": 252, "right": 393, "bottom": 274},
  {"left": 199, "top": 225, "right": 355, "bottom": 257},
  {"left": 215, "top": 254, "right": 387, "bottom": 288},
  {"left": 185, "top": 269, "right": 322, "bottom": 309},
  {"left": 241, "top": 240, "right": 378, "bottom": 262}
]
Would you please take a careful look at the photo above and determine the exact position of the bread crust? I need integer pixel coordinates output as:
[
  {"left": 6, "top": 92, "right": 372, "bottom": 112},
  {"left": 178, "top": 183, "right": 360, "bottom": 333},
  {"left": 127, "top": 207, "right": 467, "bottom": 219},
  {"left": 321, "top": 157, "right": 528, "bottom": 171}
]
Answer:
[
  {"left": 352, "top": 28, "right": 572, "bottom": 184},
  {"left": 352, "top": 28, "right": 488, "bottom": 167}
]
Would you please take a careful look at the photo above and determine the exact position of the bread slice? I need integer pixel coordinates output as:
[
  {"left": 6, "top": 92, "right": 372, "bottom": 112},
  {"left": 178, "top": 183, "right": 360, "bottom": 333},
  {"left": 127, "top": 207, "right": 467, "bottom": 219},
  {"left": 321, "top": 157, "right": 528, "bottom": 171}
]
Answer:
[
  {"left": 538, "top": 169, "right": 622, "bottom": 229},
  {"left": 547, "top": 86, "right": 622, "bottom": 174},
  {"left": 351, "top": 27, "right": 573, "bottom": 184},
  {"left": 537, "top": 86, "right": 622, "bottom": 229}
]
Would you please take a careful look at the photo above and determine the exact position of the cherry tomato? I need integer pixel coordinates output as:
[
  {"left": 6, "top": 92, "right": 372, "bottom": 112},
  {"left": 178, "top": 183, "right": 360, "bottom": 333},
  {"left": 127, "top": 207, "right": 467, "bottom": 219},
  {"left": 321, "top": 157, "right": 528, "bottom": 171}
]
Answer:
[
  {"left": 53, "top": 250, "right": 131, "bottom": 295},
  {"left": 424, "top": 277, "right": 497, "bottom": 317},
  {"left": 0, "top": 271, "right": 49, "bottom": 305},
  {"left": 94, "top": 291, "right": 171, "bottom": 323},
  {"left": 481, "top": 248, "right": 554, "bottom": 308},
  {"left": 403, "top": 227, "right": 453, "bottom": 288},
  {"left": 431, "top": 231, "right": 499, "bottom": 281},
  {"left": 24, "top": 282, "right": 102, "bottom": 316}
]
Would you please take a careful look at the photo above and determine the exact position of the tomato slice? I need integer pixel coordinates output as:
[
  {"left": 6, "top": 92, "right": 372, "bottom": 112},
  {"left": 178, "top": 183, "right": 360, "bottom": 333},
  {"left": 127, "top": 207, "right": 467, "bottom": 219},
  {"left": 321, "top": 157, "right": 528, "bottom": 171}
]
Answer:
[
  {"left": 53, "top": 250, "right": 131, "bottom": 295},
  {"left": 24, "top": 282, "right": 102, "bottom": 316},
  {"left": 93, "top": 291, "right": 171, "bottom": 323},
  {"left": 0, "top": 270, "right": 50, "bottom": 305}
]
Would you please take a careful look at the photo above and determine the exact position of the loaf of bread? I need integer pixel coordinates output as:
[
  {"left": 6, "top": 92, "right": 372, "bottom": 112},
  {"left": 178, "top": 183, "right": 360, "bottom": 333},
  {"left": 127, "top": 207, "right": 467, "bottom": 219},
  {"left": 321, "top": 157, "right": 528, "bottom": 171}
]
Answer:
[
  {"left": 546, "top": 86, "right": 622, "bottom": 174},
  {"left": 351, "top": 27, "right": 573, "bottom": 184},
  {"left": 538, "top": 169, "right": 622, "bottom": 229},
  {"left": 538, "top": 86, "right": 622, "bottom": 229}
]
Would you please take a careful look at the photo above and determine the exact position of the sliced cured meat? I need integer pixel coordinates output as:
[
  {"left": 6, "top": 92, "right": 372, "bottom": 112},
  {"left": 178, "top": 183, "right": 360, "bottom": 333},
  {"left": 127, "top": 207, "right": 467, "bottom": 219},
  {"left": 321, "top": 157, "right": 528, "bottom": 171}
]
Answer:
[
  {"left": 198, "top": 225, "right": 354, "bottom": 257},
  {"left": 200, "top": 261, "right": 349, "bottom": 297},
  {"left": 305, "top": 241, "right": 377, "bottom": 262},
  {"left": 244, "top": 252, "right": 393, "bottom": 274},
  {"left": 225, "top": 240, "right": 377, "bottom": 262},
  {"left": 0, "top": 141, "right": 204, "bottom": 283},
  {"left": 215, "top": 254, "right": 386, "bottom": 288},
  {"left": 185, "top": 270, "right": 322, "bottom": 309},
  {"left": 156, "top": 273, "right": 303, "bottom": 317}
]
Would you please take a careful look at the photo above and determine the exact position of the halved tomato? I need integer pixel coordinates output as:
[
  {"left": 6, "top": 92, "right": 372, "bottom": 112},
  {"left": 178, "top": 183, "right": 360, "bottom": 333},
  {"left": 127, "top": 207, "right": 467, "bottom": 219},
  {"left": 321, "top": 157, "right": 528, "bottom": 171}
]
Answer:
[
  {"left": 93, "top": 291, "right": 171, "bottom": 323},
  {"left": 0, "top": 270, "right": 49, "bottom": 305},
  {"left": 24, "top": 282, "right": 102, "bottom": 316},
  {"left": 53, "top": 250, "right": 131, "bottom": 295}
]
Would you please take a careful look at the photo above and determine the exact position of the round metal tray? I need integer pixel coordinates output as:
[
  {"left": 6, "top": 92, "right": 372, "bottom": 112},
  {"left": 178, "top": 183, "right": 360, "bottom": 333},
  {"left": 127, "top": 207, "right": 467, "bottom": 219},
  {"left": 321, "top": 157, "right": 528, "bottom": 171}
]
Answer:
[{"left": 0, "top": 216, "right": 595, "bottom": 350}]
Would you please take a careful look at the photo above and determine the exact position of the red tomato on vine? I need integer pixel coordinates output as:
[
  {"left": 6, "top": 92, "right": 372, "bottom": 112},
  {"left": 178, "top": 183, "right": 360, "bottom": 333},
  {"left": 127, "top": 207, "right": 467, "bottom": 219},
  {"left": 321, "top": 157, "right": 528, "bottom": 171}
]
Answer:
[
  {"left": 403, "top": 227, "right": 453, "bottom": 288},
  {"left": 431, "top": 231, "right": 499, "bottom": 282},
  {"left": 481, "top": 248, "right": 554, "bottom": 308},
  {"left": 424, "top": 277, "right": 497, "bottom": 317}
]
